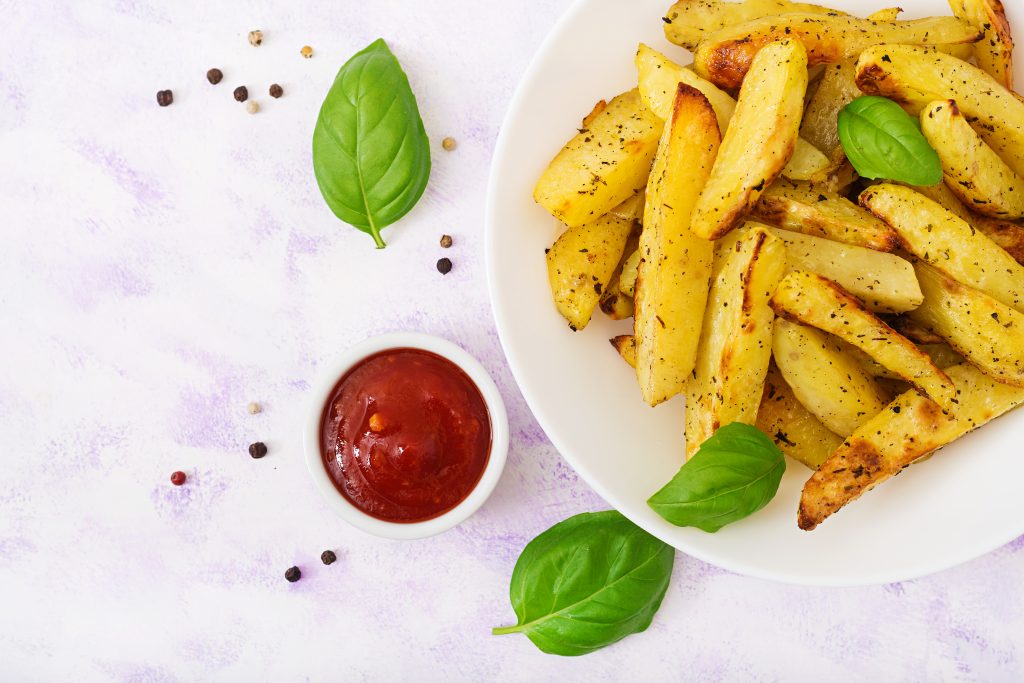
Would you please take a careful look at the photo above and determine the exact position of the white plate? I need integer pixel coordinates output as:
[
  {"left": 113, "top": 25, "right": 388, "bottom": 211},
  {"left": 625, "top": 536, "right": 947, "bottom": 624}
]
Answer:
[{"left": 486, "top": 0, "right": 1024, "bottom": 586}]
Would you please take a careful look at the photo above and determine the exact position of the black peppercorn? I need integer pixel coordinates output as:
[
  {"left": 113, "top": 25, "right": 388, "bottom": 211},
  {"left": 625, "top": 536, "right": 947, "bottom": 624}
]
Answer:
[
  {"left": 321, "top": 550, "right": 337, "bottom": 565},
  {"left": 233, "top": 86, "right": 249, "bottom": 102},
  {"left": 156, "top": 90, "right": 173, "bottom": 106},
  {"left": 248, "top": 441, "right": 268, "bottom": 459},
  {"left": 269, "top": 83, "right": 283, "bottom": 98},
  {"left": 436, "top": 257, "right": 453, "bottom": 275},
  {"left": 284, "top": 566, "right": 301, "bottom": 582},
  {"left": 439, "top": 234, "right": 453, "bottom": 248},
  {"left": 206, "top": 68, "right": 223, "bottom": 85}
]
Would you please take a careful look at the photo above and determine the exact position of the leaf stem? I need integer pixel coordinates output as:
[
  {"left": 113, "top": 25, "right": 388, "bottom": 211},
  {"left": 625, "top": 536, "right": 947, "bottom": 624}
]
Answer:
[{"left": 491, "top": 625, "right": 523, "bottom": 636}]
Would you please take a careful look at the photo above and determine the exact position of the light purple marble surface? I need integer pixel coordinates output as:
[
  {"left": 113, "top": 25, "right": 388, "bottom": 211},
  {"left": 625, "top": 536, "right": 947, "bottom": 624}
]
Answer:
[{"left": 2, "top": 1, "right": 1023, "bottom": 680}]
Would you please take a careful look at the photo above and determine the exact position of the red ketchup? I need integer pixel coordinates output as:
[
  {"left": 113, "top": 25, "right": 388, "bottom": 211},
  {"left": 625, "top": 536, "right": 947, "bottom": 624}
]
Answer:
[{"left": 319, "top": 348, "right": 492, "bottom": 523}]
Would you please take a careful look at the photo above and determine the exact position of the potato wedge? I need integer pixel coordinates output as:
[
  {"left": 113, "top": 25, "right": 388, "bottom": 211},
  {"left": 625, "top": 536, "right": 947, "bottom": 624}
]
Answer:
[
  {"left": 903, "top": 180, "right": 1024, "bottom": 266},
  {"left": 636, "top": 44, "right": 735, "bottom": 133},
  {"left": 599, "top": 230, "right": 640, "bottom": 320},
  {"left": 619, "top": 247, "right": 641, "bottom": 298},
  {"left": 634, "top": 85, "right": 721, "bottom": 406},
  {"left": 920, "top": 100, "right": 1024, "bottom": 219},
  {"left": 855, "top": 46, "right": 1024, "bottom": 180},
  {"left": 695, "top": 14, "right": 979, "bottom": 91},
  {"left": 799, "top": 60, "right": 860, "bottom": 159},
  {"left": 757, "top": 363, "right": 844, "bottom": 470},
  {"left": 843, "top": 340, "right": 963, "bottom": 380},
  {"left": 888, "top": 314, "right": 945, "bottom": 345},
  {"left": 607, "top": 190, "right": 646, "bottom": 223},
  {"left": 534, "top": 89, "right": 662, "bottom": 227},
  {"left": 691, "top": 40, "right": 807, "bottom": 241},
  {"left": 685, "top": 227, "right": 786, "bottom": 456},
  {"left": 763, "top": 225, "right": 922, "bottom": 313},
  {"left": 860, "top": 183, "right": 1024, "bottom": 313},
  {"left": 611, "top": 334, "right": 637, "bottom": 368},
  {"left": 546, "top": 212, "right": 635, "bottom": 331},
  {"left": 909, "top": 262, "right": 1024, "bottom": 387},
  {"left": 751, "top": 179, "right": 897, "bottom": 251},
  {"left": 771, "top": 271, "right": 956, "bottom": 408},
  {"left": 662, "top": 0, "right": 845, "bottom": 52},
  {"left": 783, "top": 141, "right": 831, "bottom": 181},
  {"left": 948, "top": 0, "right": 1014, "bottom": 89},
  {"left": 773, "top": 318, "right": 888, "bottom": 437},
  {"left": 799, "top": 363, "right": 1024, "bottom": 530}
]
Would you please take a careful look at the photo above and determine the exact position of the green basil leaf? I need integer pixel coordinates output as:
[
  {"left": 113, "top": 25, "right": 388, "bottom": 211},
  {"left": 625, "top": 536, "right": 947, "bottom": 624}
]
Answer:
[
  {"left": 312, "top": 38, "right": 431, "bottom": 249},
  {"left": 838, "top": 95, "right": 941, "bottom": 186},
  {"left": 648, "top": 422, "right": 785, "bottom": 533},
  {"left": 492, "top": 510, "right": 674, "bottom": 656}
]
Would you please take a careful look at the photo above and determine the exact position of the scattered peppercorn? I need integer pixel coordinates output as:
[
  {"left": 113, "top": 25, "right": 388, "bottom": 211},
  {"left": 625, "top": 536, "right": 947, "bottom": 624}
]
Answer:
[
  {"left": 233, "top": 86, "right": 249, "bottom": 102},
  {"left": 269, "top": 83, "right": 283, "bottom": 98},
  {"left": 442, "top": 137, "right": 457, "bottom": 151},
  {"left": 246, "top": 101, "right": 260, "bottom": 114},
  {"left": 300, "top": 45, "right": 314, "bottom": 59},
  {"left": 156, "top": 90, "right": 173, "bottom": 107},
  {"left": 284, "top": 566, "right": 301, "bottom": 582},
  {"left": 247, "top": 402, "right": 262, "bottom": 415},
  {"left": 321, "top": 550, "right": 337, "bottom": 565},
  {"left": 248, "top": 30, "right": 263, "bottom": 47},
  {"left": 170, "top": 471, "right": 187, "bottom": 486},
  {"left": 440, "top": 234, "right": 453, "bottom": 248},
  {"left": 206, "top": 68, "right": 223, "bottom": 85},
  {"left": 436, "top": 257, "right": 453, "bottom": 275},
  {"left": 249, "top": 441, "right": 268, "bottom": 459}
]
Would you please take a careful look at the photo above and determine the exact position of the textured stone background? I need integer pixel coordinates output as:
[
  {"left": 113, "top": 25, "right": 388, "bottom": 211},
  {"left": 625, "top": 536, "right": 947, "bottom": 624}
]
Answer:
[{"left": 2, "top": 1, "right": 1022, "bottom": 680}]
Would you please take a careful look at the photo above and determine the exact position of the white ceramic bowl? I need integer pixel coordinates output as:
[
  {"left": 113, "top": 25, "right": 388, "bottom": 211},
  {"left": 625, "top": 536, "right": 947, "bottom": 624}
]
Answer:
[
  {"left": 303, "top": 332, "right": 509, "bottom": 540},
  {"left": 486, "top": 0, "right": 1024, "bottom": 584}
]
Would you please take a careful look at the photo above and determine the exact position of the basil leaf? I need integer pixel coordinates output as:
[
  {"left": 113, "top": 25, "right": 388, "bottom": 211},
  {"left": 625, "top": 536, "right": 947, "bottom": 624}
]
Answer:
[
  {"left": 312, "top": 38, "right": 431, "bottom": 249},
  {"left": 492, "top": 510, "right": 674, "bottom": 656},
  {"left": 838, "top": 95, "right": 941, "bottom": 186},
  {"left": 648, "top": 423, "right": 785, "bottom": 533}
]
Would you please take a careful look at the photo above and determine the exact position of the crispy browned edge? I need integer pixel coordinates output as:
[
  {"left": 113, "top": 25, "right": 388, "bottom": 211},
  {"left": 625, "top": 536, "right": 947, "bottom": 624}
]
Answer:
[
  {"left": 983, "top": 0, "right": 1015, "bottom": 89},
  {"left": 797, "top": 395, "right": 954, "bottom": 530},
  {"left": 887, "top": 314, "right": 945, "bottom": 344},
  {"left": 703, "top": 27, "right": 849, "bottom": 91},
  {"left": 770, "top": 274, "right": 953, "bottom": 401},
  {"left": 610, "top": 334, "right": 635, "bottom": 362},
  {"left": 581, "top": 99, "right": 607, "bottom": 128},
  {"left": 977, "top": 218, "right": 1024, "bottom": 264}
]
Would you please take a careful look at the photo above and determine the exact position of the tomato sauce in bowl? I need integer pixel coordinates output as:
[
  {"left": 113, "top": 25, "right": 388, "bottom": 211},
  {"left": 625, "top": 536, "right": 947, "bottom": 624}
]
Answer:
[{"left": 318, "top": 348, "right": 492, "bottom": 523}]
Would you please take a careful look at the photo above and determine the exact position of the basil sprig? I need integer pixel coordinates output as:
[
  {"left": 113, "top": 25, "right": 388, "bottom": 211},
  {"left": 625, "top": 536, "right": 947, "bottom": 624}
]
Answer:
[
  {"left": 312, "top": 39, "right": 431, "bottom": 249},
  {"left": 838, "top": 95, "right": 941, "bottom": 186},
  {"left": 493, "top": 510, "right": 674, "bottom": 656},
  {"left": 648, "top": 423, "right": 785, "bottom": 532}
]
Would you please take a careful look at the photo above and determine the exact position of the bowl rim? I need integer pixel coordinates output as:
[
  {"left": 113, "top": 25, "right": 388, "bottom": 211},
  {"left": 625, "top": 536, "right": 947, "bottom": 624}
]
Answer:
[{"left": 302, "top": 332, "right": 509, "bottom": 540}]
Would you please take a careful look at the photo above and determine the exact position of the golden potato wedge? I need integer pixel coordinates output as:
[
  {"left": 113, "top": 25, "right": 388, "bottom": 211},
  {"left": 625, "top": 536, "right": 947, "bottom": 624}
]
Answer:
[
  {"left": 634, "top": 85, "right": 721, "bottom": 406},
  {"left": 757, "top": 363, "right": 844, "bottom": 470},
  {"left": 909, "top": 262, "right": 1024, "bottom": 387},
  {"left": 867, "top": 7, "right": 902, "bottom": 21},
  {"left": 662, "top": 0, "right": 845, "bottom": 52},
  {"left": 948, "top": 0, "right": 1014, "bottom": 89},
  {"left": 546, "top": 212, "right": 635, "bottom": 331},
  {"left": 599, "top": 230, "right": 640, "bottom": 320},
  {"left": 799, "top": 60, "right": 860, "bottom": 159},
  {"left": 855, "top": 46, "right": 1024, "bottom": 180},
  {"left": 860, "top": 183, "right": 1024, "bottom": 313},
  {"left": 635, "top": 44, "right": 735, "bottom": 133},
  {"left": 783, "top": 141, "right": 831, "bottom": 181},
  {"left": 534, "top": 89, "right": 662, "bottom": 227},
  {"left": 763, "top": 225, "right": 922, "bottom": 313},
  {"left": 685, "top": 226, "right": 787, "bottom": 456},
  {"left": 799, "top": 363, "right": 1024, "bottom": 530},
  {"left": 611, "top": 334, "right": 637, "bottom": 368},
  {"left": 843, "top": 340, "right": 963, "bottom": 380},
  {"left": 751, "top": 179, "right": 897, "bottom": 251},
  {"left": 772, "top": 271, "right": 956, "bottom": 408},
  {"left": 920, "top": 100, "right": 1024, "bottom": 219},
  {"left": 691, "top": 40, "right": 808, "bottom": 241},
  {"left": 772, "top": 318, "right": 888, "bottom": 437},
  {"left": 903, "top": 180, "right": 1024, "bottom": 266},
  {"left": 619, "top": 248, "right": 641, "bottom": 298},
  {"left": 695, "top": 14, "right": 979, "bottom": 91}
]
